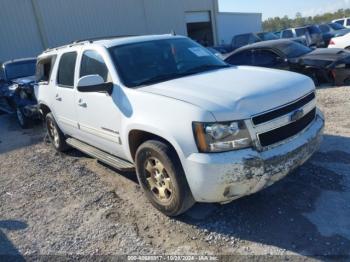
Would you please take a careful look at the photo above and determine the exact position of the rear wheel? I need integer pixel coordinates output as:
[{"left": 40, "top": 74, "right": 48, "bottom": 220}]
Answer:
[
  {"left": 46, "top": 113, "right": 69, "bottom": 152},
  {"left": 135, "top": 140, "right": 195, "bottom": 216}
]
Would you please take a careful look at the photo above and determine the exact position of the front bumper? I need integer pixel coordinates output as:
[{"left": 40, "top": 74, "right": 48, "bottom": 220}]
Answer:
[{"left": 183, "top": 112, "right": 325, "bottom": 203}]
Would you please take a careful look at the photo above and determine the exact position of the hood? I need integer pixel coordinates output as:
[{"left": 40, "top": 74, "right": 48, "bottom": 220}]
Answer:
[
  {"left": 299, "top": 48, "right": 350, "bottom": 67},
  {"left": 11, "top": 76, "right": 36, "bottom": 85},
  {"left": 139, "top": 67, "right": 314, "bottom": 121}
]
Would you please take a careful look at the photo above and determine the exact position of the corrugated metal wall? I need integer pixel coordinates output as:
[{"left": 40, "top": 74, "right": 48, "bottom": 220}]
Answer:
[
  {"left": 0, "top": 0, "right": 44, "bottom": 62},
  {"left": 217, "top": 12, "right": 262, "bottom": 44},
  {"left": 0, "top": 0, "right": 261, "bottom": 62}
]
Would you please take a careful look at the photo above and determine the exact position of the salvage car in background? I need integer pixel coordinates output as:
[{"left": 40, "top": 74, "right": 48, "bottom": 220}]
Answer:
[
  {"left": 0, "top": 58, "right": 40, "bottom": 128},
  {"left": 281, "top": 25, "right": 325, "bottom": 47},
  {"left": 225, "top": 39, "right": 350, "bottom": 86},
  {"left": 328, "top": 33, "right": 350, "bottom": 50}
]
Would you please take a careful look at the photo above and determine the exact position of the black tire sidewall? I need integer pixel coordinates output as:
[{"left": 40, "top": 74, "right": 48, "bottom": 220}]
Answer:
[
  {"left": 45, "top": 113, "right": 68, "bottom": 152},
  {"left": 16, "top": 107, "right": 30, "bottom": 129},
  {"left": 135, "top": 141, "right": 194, "bottom": 216}
]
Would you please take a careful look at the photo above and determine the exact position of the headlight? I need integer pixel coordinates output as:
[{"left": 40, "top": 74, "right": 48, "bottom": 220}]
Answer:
[{"left": 193, "top": 121, "right": 252, "bottom": 153}]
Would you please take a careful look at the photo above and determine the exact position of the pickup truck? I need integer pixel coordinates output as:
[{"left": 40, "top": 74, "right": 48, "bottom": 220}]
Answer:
[{"left": 35, "top": 34, "right": 324, "bottom": 216}]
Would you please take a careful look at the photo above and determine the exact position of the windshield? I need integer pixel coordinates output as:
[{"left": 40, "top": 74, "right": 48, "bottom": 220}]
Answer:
[
  {"left": 109, "top": 38, "right": 228, "bottom": 87},
  {"left": 5, "top": 60, "right": 36, "bottom": 80},
  {"left": 257, "top": 32, "right": 278, "bottom": 41},
  {"left": 329, "top": 22, "right": 346, "bottom": 30},
  {"left": 276, "top": 41, "right": 312, "bottom": 58}
]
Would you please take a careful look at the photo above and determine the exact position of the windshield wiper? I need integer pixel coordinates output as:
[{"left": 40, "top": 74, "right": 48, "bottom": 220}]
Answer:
[
  {"left": 134, "top": 65, "right": 230, "bottom": 87},
  {"left": 136, "top": 73, "right": 182, "bottom": 86}
]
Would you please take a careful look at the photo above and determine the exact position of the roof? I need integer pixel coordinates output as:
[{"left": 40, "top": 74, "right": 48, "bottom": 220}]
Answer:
[
  {"left": 43, "top": 34, "right": 186, "bottom": 55},
  {"left": 3, "top": 57, "right": 37, "bottom": 66},
  {"left": 232, "top": 39, "right": 295, "bottom": 53}
]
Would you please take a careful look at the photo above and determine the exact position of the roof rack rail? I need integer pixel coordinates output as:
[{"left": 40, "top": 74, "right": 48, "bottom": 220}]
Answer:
[
  {"left": 72, "top": 34, "right": 137, "bottom": 44},
  {"left": 43, "top": 41, "right": 90, "bottom": 53}
]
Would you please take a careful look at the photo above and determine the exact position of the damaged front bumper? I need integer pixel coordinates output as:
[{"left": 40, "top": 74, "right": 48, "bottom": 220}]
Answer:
[{"left": 184, "top": 111, "right": 325, "bottom": 203}]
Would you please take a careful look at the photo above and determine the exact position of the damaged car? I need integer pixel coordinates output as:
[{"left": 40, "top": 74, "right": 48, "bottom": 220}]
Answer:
[
  {"left": 36, "top": 35, "right": 324, "bottom": 216},
  {"left": 0, "top": 58, "right": 40, "bottom": 128},
  {"left": 225, "top": 39, "right": 350, "bottom": 86}
]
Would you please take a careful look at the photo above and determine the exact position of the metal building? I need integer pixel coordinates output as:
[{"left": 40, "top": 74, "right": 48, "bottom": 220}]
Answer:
[{"left": 0, "top": 0, "right": 261, "bottom": 62}]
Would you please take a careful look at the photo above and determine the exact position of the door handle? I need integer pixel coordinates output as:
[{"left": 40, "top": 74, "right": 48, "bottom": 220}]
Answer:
[
  {"left": 78, "top": 99, "right": 87, "bottom": 108},
  {"left": 55, "top": 94, "right": 62, "bottom": 101}
]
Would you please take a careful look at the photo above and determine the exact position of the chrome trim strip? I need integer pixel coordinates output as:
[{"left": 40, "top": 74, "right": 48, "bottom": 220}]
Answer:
[
  {"left": 79, "top": 124, "right": 121, "bottom": 144},
  {"left": 251, "top": 91, "right": 315, "bottom": 126},
  {"left": 254, "top": 99, "right": 316, "bottom": 135}
]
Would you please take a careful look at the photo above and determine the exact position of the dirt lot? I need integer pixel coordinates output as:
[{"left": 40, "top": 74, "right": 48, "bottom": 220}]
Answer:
[{"left": 0, "top": 86, "right": 349, "bottom": 260}]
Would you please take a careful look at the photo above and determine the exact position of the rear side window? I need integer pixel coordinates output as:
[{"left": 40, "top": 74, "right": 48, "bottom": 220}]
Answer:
[
  {"left": 252, "top": 50, "right": 281, "bottom": 67},
  {"left": 334, "top": 19, "right": 345, "bottom": 25},
  {"left": 281, "top": 30, "right": 294, "bottom": 38},
  {"left": 225, "top": 50, "right": 253, "bottom": 65},
  {"left": 347, "top": 19, "right": 350, "bottom": 26},
  {"left": 80, "top": 50, "right": 109, "bottom": 82},
  {"left": 295, "top": 28, "right": 307, "bottom": 37},
  {"left": 57, "top": 52, "right": 77, "bottom": 88},
  {"left": 36, "top": 55, "right": 56, "bottom": 83}
]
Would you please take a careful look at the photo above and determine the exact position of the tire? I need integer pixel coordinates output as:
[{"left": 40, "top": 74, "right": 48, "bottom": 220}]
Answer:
[
  {"left": 45, "top": 113, "right": 69, "bottom": 152},
  {"left": 135, "top": 140, "right": 195, "bottom": 217},
  {"left": 16, "top": 107, "right": 31, "bottom": 129}
]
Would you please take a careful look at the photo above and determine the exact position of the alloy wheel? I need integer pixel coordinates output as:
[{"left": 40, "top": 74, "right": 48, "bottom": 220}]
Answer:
[{"left": 144, "top": 157, "right": 173, "bottom": 202}]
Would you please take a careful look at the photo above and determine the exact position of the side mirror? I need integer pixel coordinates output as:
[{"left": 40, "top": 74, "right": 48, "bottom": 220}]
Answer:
[{"left": 77, "top": 75, "right": 113, "bottom": 95}]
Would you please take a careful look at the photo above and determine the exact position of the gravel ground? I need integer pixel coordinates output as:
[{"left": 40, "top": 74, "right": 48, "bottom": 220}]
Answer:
[{"left": 0, "top": 86, "right": 349, "bottom": 260}]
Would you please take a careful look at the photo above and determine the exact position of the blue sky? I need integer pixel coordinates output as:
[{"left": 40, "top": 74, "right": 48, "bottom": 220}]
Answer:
[{"left": 219, "top": 0, "right": 350, "bottom": 20}]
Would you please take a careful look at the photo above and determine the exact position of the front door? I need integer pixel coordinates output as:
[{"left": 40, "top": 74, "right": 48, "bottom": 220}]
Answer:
[{"left": 75, "top": 50, "right": 124, "bottom": 157}]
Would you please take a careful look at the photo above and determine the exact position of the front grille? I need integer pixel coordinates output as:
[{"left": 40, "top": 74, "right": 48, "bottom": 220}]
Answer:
[
  {"left": 258, "top": 108, "right": 316, "bottom": 147},
  {"left": 252, "top": 92, "right": 315, "bottom": 125}
]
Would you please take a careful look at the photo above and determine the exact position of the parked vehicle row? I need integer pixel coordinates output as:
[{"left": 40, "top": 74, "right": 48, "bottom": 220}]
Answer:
[
  {"left": 211, "top": 18, "right": 350, "bottom": 55},
  {"left": 29, "top": 34, "right": 324, "bottom": 216}
]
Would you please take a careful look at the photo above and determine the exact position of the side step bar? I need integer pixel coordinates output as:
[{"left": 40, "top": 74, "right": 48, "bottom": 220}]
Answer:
[{"left": 66, "top": 138, "right": 135, "bottom": 172}]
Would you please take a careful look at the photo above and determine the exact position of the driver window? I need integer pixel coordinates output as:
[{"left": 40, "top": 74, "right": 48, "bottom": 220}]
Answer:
[{"left": 80, "top": 50, "right": 110, "bottom": 82}]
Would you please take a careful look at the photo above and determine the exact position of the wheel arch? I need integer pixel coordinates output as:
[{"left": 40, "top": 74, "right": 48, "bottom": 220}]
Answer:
[
  {"left": 38, "top": 103, "right": 51, "bottom": 118},
  {"left": 128, "top": 129, "right": 180, "bottom": 162}
]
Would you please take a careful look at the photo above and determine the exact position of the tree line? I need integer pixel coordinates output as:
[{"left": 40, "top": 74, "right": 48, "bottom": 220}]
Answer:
[{"left": 263, "top": 8, "right": 350, "bottom": 32}]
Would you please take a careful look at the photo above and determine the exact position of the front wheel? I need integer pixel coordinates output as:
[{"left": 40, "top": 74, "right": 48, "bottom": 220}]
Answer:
[{"left": 135, "top": 140, "right": 195, "bottom": 217}]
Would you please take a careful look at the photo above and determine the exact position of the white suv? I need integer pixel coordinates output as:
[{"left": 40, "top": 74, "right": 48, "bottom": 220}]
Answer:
[{"left": 35, "top": 35, "right": 325, "bottom": 216}]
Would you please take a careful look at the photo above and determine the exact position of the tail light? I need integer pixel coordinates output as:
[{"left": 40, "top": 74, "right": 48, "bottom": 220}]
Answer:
[{"left": 329, "top": 39, "right": 335, "bottom": 46}]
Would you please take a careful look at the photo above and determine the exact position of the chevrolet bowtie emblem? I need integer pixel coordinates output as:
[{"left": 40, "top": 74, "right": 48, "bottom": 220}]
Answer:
[{"left": 290, "top": 109, "right": 304, "bottom": 122}]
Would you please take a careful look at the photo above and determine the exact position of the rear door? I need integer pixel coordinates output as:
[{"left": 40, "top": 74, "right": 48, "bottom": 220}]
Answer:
[{"left": 52, "top": 51, "right": 79, "bottom": 136}]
